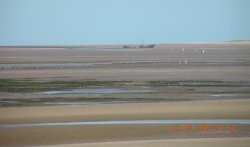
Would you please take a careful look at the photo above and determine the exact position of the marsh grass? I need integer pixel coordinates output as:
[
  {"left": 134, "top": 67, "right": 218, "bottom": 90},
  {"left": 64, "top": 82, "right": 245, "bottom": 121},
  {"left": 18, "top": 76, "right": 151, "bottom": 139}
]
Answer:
[
  {"left": 0, "top": 97, "right": 187, "bottom": 107},
  {"left": 1, "top": 79, "right": 249, "bottom": 93},
  {"left": 1, "top": 79, "right": 249, "bottom": 107},
  {"left": 0, "top": 79, "right": 129, "bottom": 93},
  {"left": 148, "top": 80, "right": 250, "bottom": 87}
]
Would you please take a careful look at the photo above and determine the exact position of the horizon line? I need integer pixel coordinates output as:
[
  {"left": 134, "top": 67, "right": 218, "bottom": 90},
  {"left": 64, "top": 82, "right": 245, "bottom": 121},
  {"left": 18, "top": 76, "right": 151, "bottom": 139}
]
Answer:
[{"left": 1, "top": 40, "right": 250, "bottom": 48}]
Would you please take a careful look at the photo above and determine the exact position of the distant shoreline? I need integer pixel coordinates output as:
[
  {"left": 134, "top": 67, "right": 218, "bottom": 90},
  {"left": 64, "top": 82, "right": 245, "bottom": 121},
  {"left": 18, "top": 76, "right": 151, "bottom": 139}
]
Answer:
[{"left": 0, "top": 41, "right": 250, "bottom": 48}]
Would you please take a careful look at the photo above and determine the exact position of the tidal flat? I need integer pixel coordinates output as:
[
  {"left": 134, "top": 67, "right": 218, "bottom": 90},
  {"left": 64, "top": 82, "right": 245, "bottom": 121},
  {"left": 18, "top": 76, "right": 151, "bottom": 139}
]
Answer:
[{"left": 0, "top": 43, "right": 250, "bottom": 146}]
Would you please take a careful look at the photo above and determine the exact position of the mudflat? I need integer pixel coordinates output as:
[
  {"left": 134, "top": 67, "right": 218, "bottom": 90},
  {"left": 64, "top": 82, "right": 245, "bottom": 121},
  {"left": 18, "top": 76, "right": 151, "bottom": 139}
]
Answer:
[{"left": 0, "top": 43, "right": 249, "bottom": 81}]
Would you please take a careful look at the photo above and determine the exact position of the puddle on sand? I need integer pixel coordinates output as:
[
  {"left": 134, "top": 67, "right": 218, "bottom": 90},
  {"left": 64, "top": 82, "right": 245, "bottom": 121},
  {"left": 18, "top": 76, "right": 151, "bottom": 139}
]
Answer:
[
  {"left": 44, "top": 101, "right": 129, "bottom": 105},
  {"left": 0, "top": 62, "right": 113, "bottom": 68},
  {"left": 42, "top": 88, "right": 155, "bottom": 94},
  {"left": 0, "top": 59, "right": 247, "bottom": 68},
  {"left": 212, "top": 94, "right": 250, "bottom": 97},
  {"left": 0, "top": 100, "right": 18, "bottom": 103},
  {"left": 44, "top": 102, "right": 106, "bottom": 105},
  {"left": 1, "top": 119, "right": 250, "bottom": 128}
]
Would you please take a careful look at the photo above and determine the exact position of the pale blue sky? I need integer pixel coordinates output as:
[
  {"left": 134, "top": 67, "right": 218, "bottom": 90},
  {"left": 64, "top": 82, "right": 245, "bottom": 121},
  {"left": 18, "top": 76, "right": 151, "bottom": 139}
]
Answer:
[{"left": 0, "top": 0, "right": 249, "bottom": 45}]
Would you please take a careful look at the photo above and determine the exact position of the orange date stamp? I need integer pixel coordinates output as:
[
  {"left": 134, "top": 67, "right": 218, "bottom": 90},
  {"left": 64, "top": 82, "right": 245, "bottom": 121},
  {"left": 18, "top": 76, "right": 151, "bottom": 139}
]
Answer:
[{"left": 171, "top": 124, "right": 236, "bottom": 134}]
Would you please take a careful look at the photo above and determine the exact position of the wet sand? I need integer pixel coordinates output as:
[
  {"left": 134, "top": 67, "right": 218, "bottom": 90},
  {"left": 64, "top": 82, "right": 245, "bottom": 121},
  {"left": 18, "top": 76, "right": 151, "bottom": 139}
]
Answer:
[
  {"left": 38, "top": 138, "right": 250, "bottom": 147},
  {"left": 1, "top": 124, "right": 250, "bottom": 146},
  {"left": 40, "top": 137, "right": 250, "bottom": 147},
  {"left": 0, "top": 100, "right": 250, "bottom": 146}
]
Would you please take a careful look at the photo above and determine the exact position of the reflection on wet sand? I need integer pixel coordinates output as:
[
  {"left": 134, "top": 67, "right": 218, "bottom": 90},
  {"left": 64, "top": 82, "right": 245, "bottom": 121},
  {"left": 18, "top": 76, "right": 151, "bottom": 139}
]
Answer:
[
  {"left": 42, "top": 88, "right": 154, "bottom": 94},
  {"left": 1, "top": 119, "right": 250, "bottom": 128}
]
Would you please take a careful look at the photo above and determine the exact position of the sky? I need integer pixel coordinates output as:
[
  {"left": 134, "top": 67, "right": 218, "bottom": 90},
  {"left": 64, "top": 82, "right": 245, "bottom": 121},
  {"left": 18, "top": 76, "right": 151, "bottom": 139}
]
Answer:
[{"left": 0, "top": 0, "right": 249, "bottom": 45}]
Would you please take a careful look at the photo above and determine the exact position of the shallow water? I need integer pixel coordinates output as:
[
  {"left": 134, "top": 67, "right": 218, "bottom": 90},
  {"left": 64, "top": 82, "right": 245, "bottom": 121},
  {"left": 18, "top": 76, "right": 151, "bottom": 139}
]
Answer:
[
  {"left": 0, "top": 60, "right": 246, "bottom": 68},
  {"left": 212, "top": 94, "right": 250, "bottom": 97},
  {"left": 0, "top": 100, "right": 18, "bottom": 103},
  {"left": 0, "top": 56, "right": 106, "bottom": 59},
  {"left": 44, "top": 102, "right": 105, "bottom": 105},
  {"left": 42, "top": 88, "right": 155, "bottom": 94},
  {"left": 192, "top": 48, "right": 236, "bottom": 50},
  {"left": 116, "top": 60, "right": 245, "bottom": 65},
  {"left": 1, "top": 119, "right": 250, "bottom": 128},
  {"left": 0, "top": 62, "right": 113, "bottom": 68},
  {"left": 44, "top": 101, "right": 128, "bottom": 105}
]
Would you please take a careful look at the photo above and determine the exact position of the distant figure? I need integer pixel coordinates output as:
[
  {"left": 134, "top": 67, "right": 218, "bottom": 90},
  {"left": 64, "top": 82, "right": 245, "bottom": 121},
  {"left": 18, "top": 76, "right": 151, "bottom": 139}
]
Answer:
[
  {"left": 184, "top": 59, "right": 187, "bottom": 64},
  {"left": 182, "top": 48, "right": 185, "bottom": 52},
  {"left": 201, "top": 50, "right": 205, "bottom": 54}
]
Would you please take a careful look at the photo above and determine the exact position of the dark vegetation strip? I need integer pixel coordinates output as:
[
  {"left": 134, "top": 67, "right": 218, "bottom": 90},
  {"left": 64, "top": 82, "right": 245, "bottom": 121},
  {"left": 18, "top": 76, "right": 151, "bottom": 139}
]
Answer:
[
  {"left": 0, "top": 97, "right": 189, "bottom": 107},
  {"left": 0, "top": 79, "right": 250, "bottom": 93},
  {"left": 0, "top": 79, "right": 130, "bottom": 93},
  {"left": 148, "top": 81, "right": 250, "bottom": 87}
]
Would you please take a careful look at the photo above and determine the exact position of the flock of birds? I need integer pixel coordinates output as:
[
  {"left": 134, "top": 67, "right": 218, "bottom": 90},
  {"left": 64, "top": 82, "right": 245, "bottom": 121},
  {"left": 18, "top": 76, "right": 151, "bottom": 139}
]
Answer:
[
  {"left": 1, "top": 48, "right": 207, "bottom": 69},
  {"left": 112, "top": 47, "right": 206, "bottom": 65}
]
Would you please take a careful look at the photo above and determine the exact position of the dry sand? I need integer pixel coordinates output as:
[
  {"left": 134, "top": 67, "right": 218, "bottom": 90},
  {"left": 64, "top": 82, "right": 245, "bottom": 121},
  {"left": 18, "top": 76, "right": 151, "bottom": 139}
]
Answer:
[{"left": 1, "top": 99, "right": 250, "bottom": 124}]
